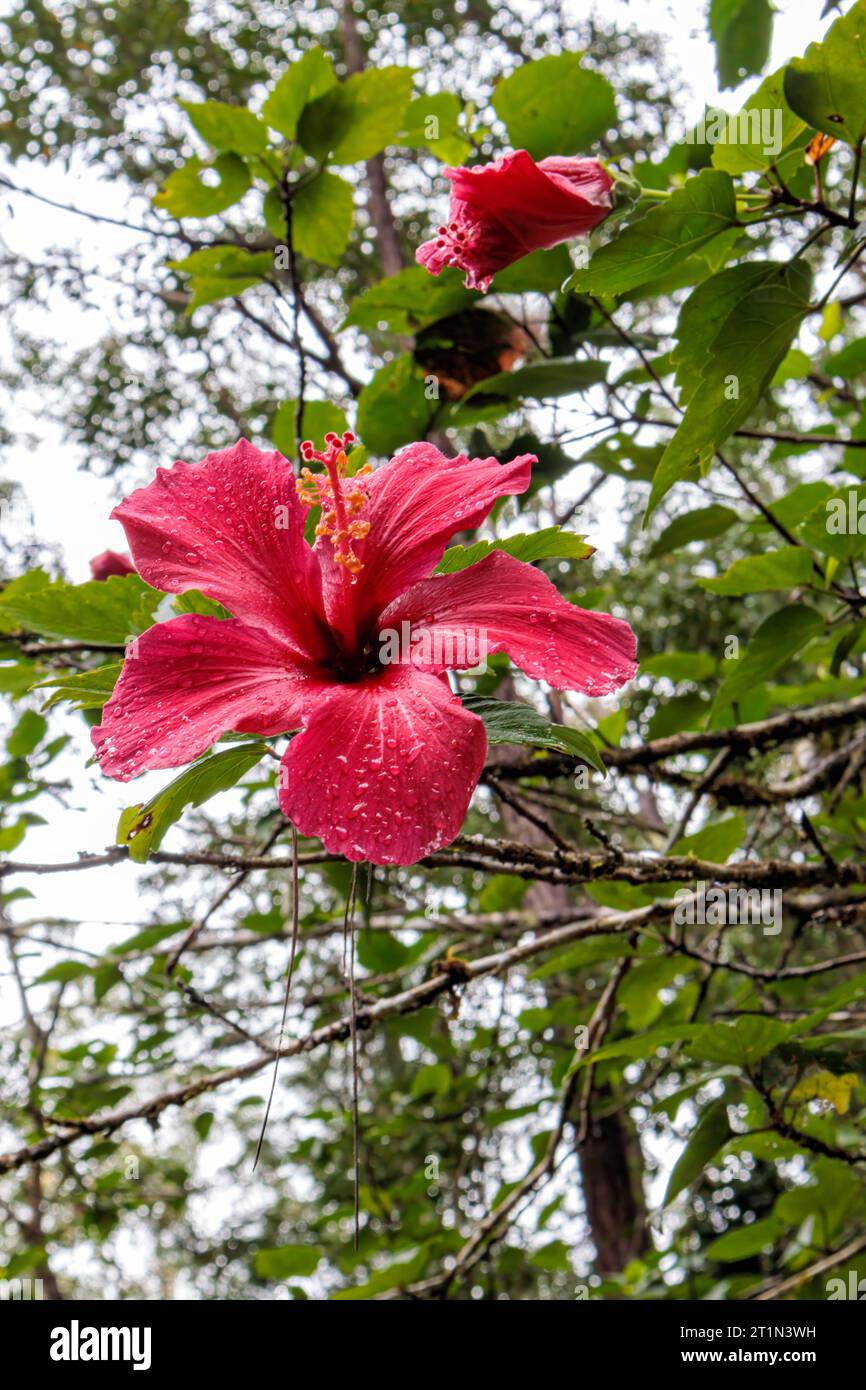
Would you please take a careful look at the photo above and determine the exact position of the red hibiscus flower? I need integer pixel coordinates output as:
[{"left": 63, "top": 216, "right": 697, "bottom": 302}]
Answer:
[
  {"left": 416, "top": 150, "right": 614, "bottom": 292},
  {"left": 90, "top": 549, "right": 136, "bottom": 581},
  {"left": 93, "top": 435, "right": 637, "bottom": 865}
]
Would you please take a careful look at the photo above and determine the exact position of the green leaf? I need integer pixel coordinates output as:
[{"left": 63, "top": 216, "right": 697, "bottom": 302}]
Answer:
[
  {"left": 662, "top": 1097, "right": 733, "bottom": 1207},
  {"left": 772, "top": 347, "right": 812, "bottom": 385},
  {"left": 172, "top": 592, "right": 231, "bottom": 621},
  {"left": 826, "top": 337, "right": 866, "bottom": 379},
  {"left": 461, "top": 357, "right": 607, "bottom": 403},
  {"left": 492, "top": 244, "right": 575, "bottom": 294},
  {"left": 0, "top": 819, "right": 32, "bottom": 852},
  {"left": 586, "top": 882, "right": 652, "bottom": 912},
  {"left": 253, "top": 1245, "right": 322, "bottom": 1279},
  {"left": 167, "top": 246, "right": 273, "bottom": 310},
  {"left": 53, "top": 1081, "right": 134, "bottom": 1121},
  {"left": 262, "top": 186, "right": 285, "bottom": 239},
  {"left": 686, "top": 1016, "right": 793, "bottom": 1066},
  {"left": 577, "top": 435, "right": 664, "bottom": 483},
  {"left": 699, "top": 546, "right": 815, "bottom": 596},
  {"left": 671, "top": 262, "right": 779, "bottom": 406},
  {"left": 6, "top": 709, "right": 47, "bottom": 756},
  {"left": 749, "top": 481, "right": 834, "bottom": 530},
  {"left": 713, "top": 604, "right": 823, "bottom": 713},
  {"left": 530, "top": 935, "right": 636, "bottom": 979},
  {"left": 35, "top": 960, "right": 93, "bottom": 985},
  {"left": 331, "top": 1245, "right": 433, "bottom": 1299},
  {"left": 168, "top": 247, "right": 272, "bottom": 279},
  {"left": 646, "top": 259, "right": 813, "bottom": 521},
  {"left": 620, "top": 957, "right": 699, "bottom": 1029},
  {"left": 486, "top": 1100, "right": 542, "bottom": 1126},
  {"left": 711, "top": 67, "right": 807, "bottom": 172},
  {"left": 671, "top": 814, "right": 745, "bottom": 862},
  {"left": 272, "top": 400, "right": 349, "bottom": 460},
  {"left": 710, "top": 0, "right": 774, "bottom": 90},
  {"left": 567, "top": 1024, "right": 700, "bottom": 1075},
  {"left": 0, "top": 569, "right": 52, "bottom": 632},
  {"left": 437, "top": 527, "right": 594, "bottom": 574},
  {"left": 194, "top": 1112, "right": 215, "bottom": 1141},
  {"left": 784, "top": 2, "right": 866, "bottom": 147},
  {"left": 356, "top": 356, "right": 433, "bottom": 456},
  {"left": 461, "top": 696, "right": 606, "bottom": 773},
  {"left": 262, "top": 48, "right": 337, "bottom": 139},
  {"left": 154, "top": 153, "right": 251, "bottom": 218},
  {"left": 117, "top": 743, "right": 267, "bottom": 863},
  {"left": 477, "top": 874, "right": 528, "bottom": 912},
  {"left": 298, "top": 66, "right": 414, "bottom": 163},
  {"left": 342, "top": 265, "right": 475, "bottom": 336},
  {"left": 52, "top": 1081, "right": 132, "bottom": 1119},
  {"left": 0, "top": 658, "right": 39, "bottom": 698},
  {"left": 357, "top": 929, "right": 418, "bottom": 973},
  {"left": 181, "top": 100, "right": 270, "bottom": 155},
  {"left": 569, "top": 169, "right": 737, "bottom": 298},
  {"left": 186, "top": 275, "right": 266, "bottom": 311},
  {"left": 491, "top": 53, "right": 616, "bottom": 159},
  {"left": 0, "top": 575, "right": 160, "bottom": 644},
  {"left": 648, "top": 505, "right": 739, "bottom": 558},
  {"left": 530, "top": 1239, "right": 571, "bottom": 1273},
  {"left": 647, "top": 691, "right": 709, "bottom": 739},
  {"left": 411, "top": 1062, "right": 452, "bottom": 1098},
  {"left": 105, "top": 922, "right": 188, "bottom": 957},
  {"left": 640, "top": 652, "right": 718, "bottom": 681},
  {"left": 705, "top": 1216, "right": 786, "bottom": 1263},
  {"left": 5, "top": 1246, "right": 48, "bottom": 1277},
  {"left": 399, "top": 92, "right": 471, "bottom": 164},
  {"left": 292, "top": 172, "right": 354, "bottom": 267}
]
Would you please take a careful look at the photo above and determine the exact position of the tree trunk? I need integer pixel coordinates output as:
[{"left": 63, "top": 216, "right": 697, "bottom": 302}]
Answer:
[
  {"left": 493, "top": 683, "right": 648, "bottom": 1276},
  {"left": 576, "top": 1095, "right": 648, "bottom": 1275},
  {"left": 342, "top": 1, "right": 405, "bottom": 278}
]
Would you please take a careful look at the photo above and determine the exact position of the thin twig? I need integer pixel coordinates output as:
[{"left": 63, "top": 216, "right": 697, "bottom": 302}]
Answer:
[{"left": 254, "top": 827, "right": 300, "bottom": 1170}]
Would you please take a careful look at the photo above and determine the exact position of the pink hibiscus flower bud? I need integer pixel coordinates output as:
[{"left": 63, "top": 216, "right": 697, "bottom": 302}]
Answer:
[
  {"left": 90, "top": 550, "right": 136, "bottom": 581},
  {"left": 416, "top": 150, "right": 614, "bottom": 292}
]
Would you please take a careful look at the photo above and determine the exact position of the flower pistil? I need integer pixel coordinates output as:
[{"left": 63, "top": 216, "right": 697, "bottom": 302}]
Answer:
[{"left": 296, "top": 431, "right": 372, "bottom": 574}]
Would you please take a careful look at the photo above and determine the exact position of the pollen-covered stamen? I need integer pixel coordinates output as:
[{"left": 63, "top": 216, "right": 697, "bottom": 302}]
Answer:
[
  {"left": 296, "top": 431, "right": 372, "bottom": 575},
  {"left": 427, "top": 213, "right": 479, "bottom": 269},
  {"left": 421, "top": 208, "right": 499, "bottom": 292}
]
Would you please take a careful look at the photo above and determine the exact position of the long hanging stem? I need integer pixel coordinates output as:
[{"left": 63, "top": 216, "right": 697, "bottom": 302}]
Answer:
[
  {"left": 342, "top": 864, "right": 362, "bottom": 1249},
  {"left": 253, "top": 827, "right": 300, "bottom": 1171}
]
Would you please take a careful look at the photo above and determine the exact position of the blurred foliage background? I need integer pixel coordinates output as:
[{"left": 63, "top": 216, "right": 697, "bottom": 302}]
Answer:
[{"left": 2, "top": 0, "right": 866, "bottom": 1301}]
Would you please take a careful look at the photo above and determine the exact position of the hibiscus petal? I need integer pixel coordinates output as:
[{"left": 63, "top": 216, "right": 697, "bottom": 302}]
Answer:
[
  {"left": 93, "top": 614, "right": 329, "bottom": 780},
  {"left": 537, "top": 156, "right": 615, "bottom": 212},
  {"left": 318, "top": 443, "right": 533, "bottom": 635},
  {"left": 449, "top": 150, "right": 613, "bottom": 241},
  {"left": 113, "top": 439, "right": 329, "bottom": 661},
  {"left": 378, "top": 549, "right": 638, "bottom": 696},
  {"left": 278, "top": 665, "right": 487, "bottom": 865}
]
